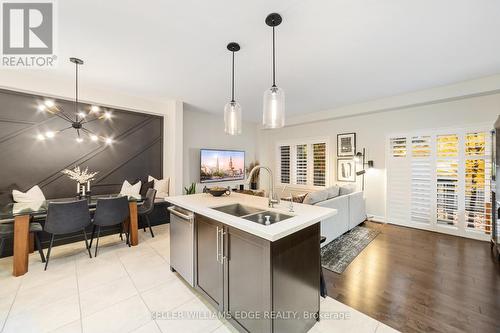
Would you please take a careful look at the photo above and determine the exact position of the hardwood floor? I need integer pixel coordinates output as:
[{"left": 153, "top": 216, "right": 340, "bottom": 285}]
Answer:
[{"left": 324, "top": 221, "right": 500, "bottom": 333}]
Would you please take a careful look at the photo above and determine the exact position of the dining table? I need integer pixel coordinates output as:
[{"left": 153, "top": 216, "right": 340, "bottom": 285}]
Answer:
[{"left": 0, "top": 194, "right": 144, "bottom": 277}]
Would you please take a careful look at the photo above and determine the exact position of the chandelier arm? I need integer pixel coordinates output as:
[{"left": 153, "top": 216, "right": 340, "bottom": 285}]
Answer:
[
  {"left": 80, "top": 117, "right": 102, "bottom": 125},
  {"left": 57, "top": 126, "right": 74, "bottom": 133},
  {"left": 50, "top": 110, "right": 74, "bottom": 123}
]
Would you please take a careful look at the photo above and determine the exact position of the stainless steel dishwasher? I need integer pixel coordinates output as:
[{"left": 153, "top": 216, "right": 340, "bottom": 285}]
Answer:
[{"left": 168, "top": 206, "right": 195, "bottom": 287}]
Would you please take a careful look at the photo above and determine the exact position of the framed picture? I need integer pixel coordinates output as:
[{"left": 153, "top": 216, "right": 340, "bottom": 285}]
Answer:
[
  {"left": 337, "top": 133, "right": 356, "bottom": 157},
  {"left": 337, "top": 158, "right": 356, "bottom": 182}
]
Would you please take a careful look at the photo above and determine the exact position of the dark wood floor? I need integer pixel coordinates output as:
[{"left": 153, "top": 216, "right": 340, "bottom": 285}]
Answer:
[{"left": 324, "top": 221, "right": 500, "bottom": 333}]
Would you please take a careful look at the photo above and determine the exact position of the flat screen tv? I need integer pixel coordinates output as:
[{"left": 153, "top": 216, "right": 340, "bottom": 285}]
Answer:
[{"left": 200, "top": 149, "right": 245, "bottom": 183}]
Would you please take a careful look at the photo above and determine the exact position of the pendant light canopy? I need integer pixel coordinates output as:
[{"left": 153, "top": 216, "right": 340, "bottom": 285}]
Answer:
[
  {"left": 263, "top": 13, "right": 285, "bottom": 129},
  {"left": 224, "top": 42, "right": 242, "bottom": 135}
]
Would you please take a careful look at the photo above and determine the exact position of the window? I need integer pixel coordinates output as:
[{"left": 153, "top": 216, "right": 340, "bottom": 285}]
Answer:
[
  {"left": 387, "top": 128, "right": 492, "bottom": 242},
  {"left": 277, "top": 138, "right": 329, "bottom": 188}
]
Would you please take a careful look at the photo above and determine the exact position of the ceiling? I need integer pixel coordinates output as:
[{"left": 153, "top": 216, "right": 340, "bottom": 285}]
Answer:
[{"left": 4, "top": 0, "right": 500, "bottom": 122}]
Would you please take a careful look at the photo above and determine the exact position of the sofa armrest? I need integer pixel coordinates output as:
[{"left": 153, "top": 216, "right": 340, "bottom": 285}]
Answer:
[
  {"left": 315, "top": 195, "right": 349, "bottom": 246},
  {"left": 347, "top": 191, "right": 366, "bottom": 229}
]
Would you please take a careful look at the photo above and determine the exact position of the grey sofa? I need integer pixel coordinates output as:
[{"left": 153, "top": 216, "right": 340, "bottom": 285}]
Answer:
[{"left": 303, "top": 185, "right": 367, "bottom": 246}]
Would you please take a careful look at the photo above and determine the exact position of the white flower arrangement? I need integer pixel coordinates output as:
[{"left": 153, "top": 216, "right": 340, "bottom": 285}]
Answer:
[{"left": 61, "top": 166, "right": 99, "bottom": 183}]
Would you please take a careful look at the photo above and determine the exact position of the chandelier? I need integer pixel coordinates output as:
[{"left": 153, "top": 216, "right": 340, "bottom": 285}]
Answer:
[{"left": 37, "top": 57, "right": 113, "bottom": 144}]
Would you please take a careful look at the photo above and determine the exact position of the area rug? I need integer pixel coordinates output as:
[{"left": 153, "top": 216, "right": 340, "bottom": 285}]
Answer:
[{"left": 321, "top": 225, "right": 380, "bottom": 274}]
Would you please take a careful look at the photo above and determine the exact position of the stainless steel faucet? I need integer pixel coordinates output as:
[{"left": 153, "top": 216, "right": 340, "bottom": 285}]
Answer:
[{"left": 247, "top": 165, "right": 280, "bottom": 208}]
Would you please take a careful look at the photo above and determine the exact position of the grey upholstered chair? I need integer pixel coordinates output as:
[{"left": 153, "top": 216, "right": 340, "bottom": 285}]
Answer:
[
  {"left": 138, "top": 188, "right": 157, "bottom": 238},
  {"left": 44, "top": 200, "right": 92, "bottom": 270},
  {"left": 0, "top": 219, "right": 45, "bottom": 263},
  {"left": 89, "top": 196, "right": 130, "bottom": 257}
]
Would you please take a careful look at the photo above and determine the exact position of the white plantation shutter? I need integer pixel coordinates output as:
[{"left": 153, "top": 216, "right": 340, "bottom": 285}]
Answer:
[
  {"left": 411, "top": 136, "right": 432, "bottom": 223},
  {"left": 313, "top": 143, "right": 327, "bottom": 186},
  {"left": 276, "top": 138, "right": 329, "bottom": 188},
  {"left": 295, "top": 144, "right": 308, "bottom": 185},
  {"left": 465, "top": 132, "right": 492, "bottom": 234},
  {"left": 280, "top": 145, "right": 290, "bottom": 184},
  {"left": 387, "top": 127, "right": 492, "bottom": 241}
]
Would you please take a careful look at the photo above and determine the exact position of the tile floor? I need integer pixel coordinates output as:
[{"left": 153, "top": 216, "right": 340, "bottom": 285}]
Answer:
[{"left": 0, "top": 224, "right": 399, "bottom": 333}]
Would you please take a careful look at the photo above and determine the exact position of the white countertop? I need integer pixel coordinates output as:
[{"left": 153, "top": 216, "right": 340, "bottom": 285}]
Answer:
[{"left": 165, "top": 192, "right": 337, "bottom": 241}]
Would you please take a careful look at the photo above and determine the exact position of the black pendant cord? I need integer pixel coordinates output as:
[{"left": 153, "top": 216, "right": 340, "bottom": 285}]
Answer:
[
  {"left": 272, "top": 26, "right": 276, "bottom": 87},
  {"left": 231, "top": 51, "right": 235, "bottom": 102},
  {"left": 75, "top": 61, "right": 79, "bottom": 122}
]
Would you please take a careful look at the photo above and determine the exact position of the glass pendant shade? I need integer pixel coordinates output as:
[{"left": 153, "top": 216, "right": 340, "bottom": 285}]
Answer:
[
  {"left": 262, "top": 86, "right": 285, "bottom": 129},
  {"left": 224, "top": 101, "right": 242, "bottom": 135}
]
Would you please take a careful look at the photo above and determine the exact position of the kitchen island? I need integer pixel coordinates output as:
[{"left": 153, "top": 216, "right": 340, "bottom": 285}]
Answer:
[{"left": 166, "top": 192, "right": 337, "bottom": 333}]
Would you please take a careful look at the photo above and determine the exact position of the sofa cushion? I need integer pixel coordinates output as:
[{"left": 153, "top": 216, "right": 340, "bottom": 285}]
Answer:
[
  {"left": 339, "top": 184, "right": 356, "bottom": 195},
  {"left": 326, "top": 185, "right": 340, "bottom": 199},
  {"left": 12, "top": 185, "right": 46, "bottom": 203},
  {"left": 120, "top": 180, "right": 141, "bottom": 196},
  {"left": 303, "top": 189, "right": 329, "bottom": 205}
]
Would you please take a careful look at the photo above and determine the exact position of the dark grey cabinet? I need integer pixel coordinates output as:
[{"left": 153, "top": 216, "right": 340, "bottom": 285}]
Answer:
[
  {"left": 194, "top": 213, "right": 320, "bottom": 333},
  {"left": 195, "top": 214, "right": 223, "bottom": 310}
]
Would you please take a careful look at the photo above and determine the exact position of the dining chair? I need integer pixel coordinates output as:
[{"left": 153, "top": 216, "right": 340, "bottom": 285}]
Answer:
[
  {"left": 44, "top": 200, "right": 92, "bottom": 270},
  {"left": 0, "top": 219, "right": 46, "bottom": 263},
  {"left": 89, "top": 196, "right": 130, "bottom": 257},
  {"left": 138, "top": 188, "right": 157, "bottom": 238}
]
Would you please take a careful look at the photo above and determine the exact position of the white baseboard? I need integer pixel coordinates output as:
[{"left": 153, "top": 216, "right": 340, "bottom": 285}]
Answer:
[{"left": 366, "top": 214, "right": 386, "bottom": 223}]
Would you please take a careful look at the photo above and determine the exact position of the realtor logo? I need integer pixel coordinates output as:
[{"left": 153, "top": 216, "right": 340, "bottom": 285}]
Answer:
[{"left": 1, "top": 0, "right": 56, "bottom": 67}]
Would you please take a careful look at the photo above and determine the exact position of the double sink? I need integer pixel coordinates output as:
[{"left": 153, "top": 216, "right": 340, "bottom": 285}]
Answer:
[{"left": 211, "top": 203, "right": 292, "bottom": 225}]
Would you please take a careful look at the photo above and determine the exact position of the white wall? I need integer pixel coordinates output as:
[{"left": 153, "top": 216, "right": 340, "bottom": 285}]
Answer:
[
  {"left": 0, "top": 71, "right": 184, "bottom": 194},
  {"left": 183, "top": 108, "right": 258, "bottom": 193},
  {"left": 258, "top": 92, "right": 500, "bottom": 221}
]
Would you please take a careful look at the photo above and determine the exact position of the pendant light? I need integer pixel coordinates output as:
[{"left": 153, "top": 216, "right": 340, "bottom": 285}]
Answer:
[
  {"left": 263, "top": 13, "right": 285, "bottom": 129},
  {"left": 224, "top": 42, "right": 242, "bottom": 135}
]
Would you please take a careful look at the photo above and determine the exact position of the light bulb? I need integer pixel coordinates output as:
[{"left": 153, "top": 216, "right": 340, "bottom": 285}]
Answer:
[
  {"left": 105, "top": 137, "right": 113, "bottom": 144},
  {"left": 78, "top": 112, "right": 86, "bottom": 118},
  {"left": 36, "top": 134, "right": 45, "bottom": 141},
  {"left": 90, "top": 135, "right": 98, "bottom": 141},
  {"left": 90, "top": 105, "right": 100, "bottom": 113},
  {"left": 44, "top": 100, "right": 55, "bottom": 108},
  {"left": 38, "top": 105, "right": 46, "bottom": 111},
  {"left": 76, "top": 137, "right": 83, "bottom": 143},
  {"left": 45, "top": 131, "right": 55, "bottom": 138},
  {"left": 103, "top": 112, "right": 112, "bottom": 119}
]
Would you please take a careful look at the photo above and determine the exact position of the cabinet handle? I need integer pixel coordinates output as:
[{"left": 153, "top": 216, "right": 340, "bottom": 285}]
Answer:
[
  {"left": 216, "top": 226, "right": 220, "bottom": 263},
  {"left": 220, "top": 230, "right": 226, "bottom": 264}
]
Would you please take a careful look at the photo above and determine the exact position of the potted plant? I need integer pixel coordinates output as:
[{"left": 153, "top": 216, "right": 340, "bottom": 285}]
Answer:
[
  {"left": 247, "top": 161, "right": 260, "bottom": 190},
  {"left": 184, "top": 182, "right": 196, "bottom": 195}
]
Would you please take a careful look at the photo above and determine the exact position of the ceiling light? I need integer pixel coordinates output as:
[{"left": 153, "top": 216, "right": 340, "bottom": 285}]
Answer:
[
  {"left": 36, "top": 134, "right": 45, "bottom": 141},
  {"left": 45, "top": 131, "right": 55, "bottom": 138},
  {"left": 224, "top": 42, "right": 242, "bottom": 135},
  {"left": 262, "top": 13, "right": 285, "bottom": 129},
  {"left": 76, "top": 137, "right": 84, "bottom": 143},
  {"left": 90, "top": 134, "right": 98, "bottom": 141},
  {"left": 44, "top": 100, "right": 55, "bottom": 108},
  {"left": 90, "top": 105, "right": 100, "bottom": 113},
  {"left": 78, "top": 112, "right": 86, "bottom": 118},
  {"left": 105, "top": 137, "right": 113, "bottom": 144},
  {"left": 38, "top": 105, "right": 46, "bottom": 111},
  {"left": 103, "top": 112, "right": 112, "bottom": 119}
]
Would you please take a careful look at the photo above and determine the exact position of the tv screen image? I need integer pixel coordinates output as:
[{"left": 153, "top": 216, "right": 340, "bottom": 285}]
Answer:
[{"left": 200, "top": 149, "right": 245, "bottom": 183}]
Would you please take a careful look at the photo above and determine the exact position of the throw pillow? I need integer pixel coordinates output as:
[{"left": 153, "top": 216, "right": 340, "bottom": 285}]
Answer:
[
  {"left": 140, "top": 180, "right": 154, "bottom": 197},
  {"left": 292, "top": 193, "right": 308, "bottom": 203},
  {"left": 303, "top": 189, "right": 329, "bottom": 205},
  {"left": 326, "top": 185, "right": 340, "bottom": 199},
  {"left": 148, "top": 175, "right": 170, "bottom": 198},
  {"left": 120, "top": 180, "right": 141, "bottom": 196},
  {"left": 339, "top": 184, "right": 356, "bottom": 195},
  {"left": 12, "top": 185, "right": 46, "bottom": 203}
]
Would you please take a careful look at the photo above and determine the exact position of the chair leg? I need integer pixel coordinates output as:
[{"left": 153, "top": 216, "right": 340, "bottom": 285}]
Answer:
[
  {"left": 320, "top": 267, "right": 327, "bottom": 298},
  {"left": 89, "top": 225, "right": 97, "bottom": 249},
  {"left": 44, "top": 234, "right": 55, "bottom": 271},
  {"left": 126, "top": 229, "right": 131, "bottom": 247},
  {"left": 94, "top": 226, "right": 101, "bottom": 257},
  {"left": 146, "top": 215, "right": 154, "bottom": 238},
  {"left": 34, "top": 232, "right": 46, "bottom": 263},
  {"left": 119, "top": 224, "right": 123, "bottom": 240},
  {"left": 141, "top": 215, "right": 146, "bottom": 232},
  {"left": 82, "top": 228, "right": 92, "bottom": 259},
  {"left": 0, "top": 238, "right": 5, "bottom": 258}
]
